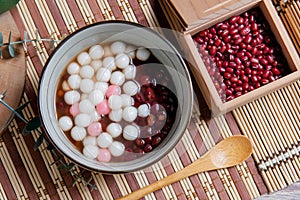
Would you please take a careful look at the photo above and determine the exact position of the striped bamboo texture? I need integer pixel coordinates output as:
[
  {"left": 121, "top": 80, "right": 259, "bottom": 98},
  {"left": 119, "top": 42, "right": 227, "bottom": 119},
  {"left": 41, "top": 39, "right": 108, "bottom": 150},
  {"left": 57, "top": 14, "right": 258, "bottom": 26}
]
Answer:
[
  {"left": 0, "top": 0, "right": 297, "bottom": 199},
  {"left": 272, "top": 0, "right": 300, "bottom": 54}
]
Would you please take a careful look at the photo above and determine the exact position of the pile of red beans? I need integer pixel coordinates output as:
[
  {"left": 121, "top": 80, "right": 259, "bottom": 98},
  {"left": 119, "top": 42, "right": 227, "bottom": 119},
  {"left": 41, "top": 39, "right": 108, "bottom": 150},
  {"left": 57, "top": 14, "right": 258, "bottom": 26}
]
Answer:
[{"left": 193, "top": 8, "right": 290, "bottom": 102}]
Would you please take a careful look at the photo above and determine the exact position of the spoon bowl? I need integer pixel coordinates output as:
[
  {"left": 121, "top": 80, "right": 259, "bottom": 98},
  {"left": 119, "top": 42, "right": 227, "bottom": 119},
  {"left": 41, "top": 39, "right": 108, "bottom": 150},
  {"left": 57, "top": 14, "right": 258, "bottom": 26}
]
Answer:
[{"left": 118, "top": 135, "right": 253, "bottom": 199}]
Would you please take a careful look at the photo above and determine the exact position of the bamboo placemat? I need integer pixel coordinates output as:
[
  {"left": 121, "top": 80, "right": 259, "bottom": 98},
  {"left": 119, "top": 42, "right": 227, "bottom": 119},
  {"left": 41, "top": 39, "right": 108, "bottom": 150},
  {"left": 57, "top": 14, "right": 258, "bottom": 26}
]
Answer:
[{"left": 0, "top": 0, "right": 298, "bottom": 199}]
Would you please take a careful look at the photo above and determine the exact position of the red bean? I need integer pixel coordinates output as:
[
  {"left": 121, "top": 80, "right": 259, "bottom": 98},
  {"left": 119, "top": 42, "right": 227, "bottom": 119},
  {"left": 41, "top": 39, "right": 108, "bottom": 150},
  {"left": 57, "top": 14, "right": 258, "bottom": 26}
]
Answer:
[
  {"left": 240, "top": 43, "right": 247, "bottom": 49},
  {"left": 266, "top": 55, "right": 274, "bottom": 63},
  {"left": 235, "top": 57, "right": 242, "bottom": 65},
  {"left": 219, "top": 67, "right": 226, "bottom": 73},
  {"left": 272, "top": 68, "right": 281, "bottom": 76},
  {"left": 229, "top": 62, "right": 236, "bottom": 68},
  {"left": 230, "top": 28, "right": 239, "bottom": 35},
  {"left": 243, "top": 83, "right": 250, "bottom": 90},
  {"left": 136, "top": 138, "right": 145, "bottom": 147},
  {"left": 226, "top": 89, "right": 233, "bottom": 96},
  {"left": 237, "top": 17, "right": 244, "bottom": 24},
  {"left": 244, "top": 35, "right": 252, "bottom": 44},
  {"left": 234, "top": 38, "right": 243, "bottom": 45},
  {"left": 272, "top": 60, "right": 278, "bottom": 67},
  {"left": 235, "top": 86, "right": 243, "bottom": 92},
  {"left": 224, "top": 72, "right": 232, "bottom": 79},
  {"left": 220, "top": 45, "right": 227, "bottom": 53},
  {"left": 143, "top": 144, "right": 152, "bottom": 153},
  {"left": 215, "top": 39, "right": 222, "bottom": 46},
  {"left": 230, "top": 77, "right": 239, "bottom": 83},
  {"left": 223, "top": 61, "right": 229, "bottom": 68},
  {"left": 251, "top": 75, "right": 258, "bottom": 82},
  {"left": 249, "top": 15, "right": 255, "bottom": 23},
  {"left": 241, "top": 75, "right": 249, "bottom": 82},
  {"left": 255, "top": 82, "right": 261, "bottom": 88},
  {"left": 224, "top": 80, "right": 232, "bottom": 86},
  {"left": 269, "top": 76, "right": 276, "bottom": 82},
  {"left": 199, "top": 30, "right": 208, "bottom": 37},
  {"left": 261, "top": 79, "right": 269, "bottom": 84},
  {"left": 223, "top": 35, "right": 232, "bottom": 43},
  {"left": 250, "top": 57, "right": 259, "bottom": 64},
  {"left": 249, "top": 85, "right": 255, "bottom": 91},
  {"left": 219, "top": 23, "right": 229, "bottom": 30},
  {"left": 259, "top": 58, "right": 268, "bottom": 66},
  {"left": 237, "top": 80, "right": 243, "bottom": 85},
  {"left": 240, "top": 26, "right": 251, "bottom": 36},
  {"left": 236, "top": 51, "right": 244, "bottom": 58},
  {"left": 257, "top": 44, "right": 266, "bottom": 49},
  {"left": 145, "top": 87, "right": 156, "bottom": 100},
  {"left": 210, "top": 27, "right": 217, "bottom": 35},
  {"left": 245, "top": 68, "right": 252, "bottom": 74},
  {"left": 230, "top": 16, "right": 239, "bottom": 24},
  {"left": 221, "top": 30, "right": 229, "bottom": 37},
  {"left": 251, "top": 47, "right": 258, "bottom": 55},
  {"left": 209, "top": 46, "right": 217, "bottom": 55}
]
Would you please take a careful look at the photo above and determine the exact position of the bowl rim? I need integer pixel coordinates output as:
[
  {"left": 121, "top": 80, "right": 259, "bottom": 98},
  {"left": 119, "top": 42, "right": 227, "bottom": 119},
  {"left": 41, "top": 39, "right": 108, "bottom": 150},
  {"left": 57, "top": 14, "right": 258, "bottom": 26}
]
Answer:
[{"left": 38, "top": 20, "right": 194, "bottom": 173}]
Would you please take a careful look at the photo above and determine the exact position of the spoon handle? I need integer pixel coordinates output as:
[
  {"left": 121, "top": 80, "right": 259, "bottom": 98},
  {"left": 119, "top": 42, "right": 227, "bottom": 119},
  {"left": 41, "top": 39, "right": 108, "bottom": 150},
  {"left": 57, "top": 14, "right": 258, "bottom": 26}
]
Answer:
[
  {"left": 117, "top": 158, "right": 208, "bottom": 200},
  {"left": 117, "top": 170, "right": 189, "bottom": 199}
]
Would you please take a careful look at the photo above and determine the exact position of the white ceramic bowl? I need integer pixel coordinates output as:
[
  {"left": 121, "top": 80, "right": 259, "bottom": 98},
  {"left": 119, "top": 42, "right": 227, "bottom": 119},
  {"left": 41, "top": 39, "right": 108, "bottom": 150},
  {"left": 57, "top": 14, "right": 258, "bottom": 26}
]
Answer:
[{"left": 38, "top": 21, "right": 193, "bottom": 173}]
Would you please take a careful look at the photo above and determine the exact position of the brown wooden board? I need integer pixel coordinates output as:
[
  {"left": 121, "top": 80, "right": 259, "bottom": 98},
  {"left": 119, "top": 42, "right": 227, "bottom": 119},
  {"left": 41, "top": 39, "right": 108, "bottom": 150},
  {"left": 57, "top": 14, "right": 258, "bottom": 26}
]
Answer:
[{"left": 0, "top": 11, "right": 25, "bottom": 135}]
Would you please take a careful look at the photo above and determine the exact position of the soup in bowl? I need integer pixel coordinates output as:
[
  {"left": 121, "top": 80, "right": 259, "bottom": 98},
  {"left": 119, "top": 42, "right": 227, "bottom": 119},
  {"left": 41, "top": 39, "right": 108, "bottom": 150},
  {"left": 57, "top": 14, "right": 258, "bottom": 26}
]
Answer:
[{"left": 38, "top": 21, "right": 193, "bottom": 173}]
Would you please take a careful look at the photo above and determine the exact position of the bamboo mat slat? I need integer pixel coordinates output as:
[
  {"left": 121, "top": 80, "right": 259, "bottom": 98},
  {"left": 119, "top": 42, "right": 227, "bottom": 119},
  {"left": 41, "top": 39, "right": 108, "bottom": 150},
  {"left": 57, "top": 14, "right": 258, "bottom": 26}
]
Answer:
[{"left": 0, "top": 0, "right": 298, "bottom": 199}]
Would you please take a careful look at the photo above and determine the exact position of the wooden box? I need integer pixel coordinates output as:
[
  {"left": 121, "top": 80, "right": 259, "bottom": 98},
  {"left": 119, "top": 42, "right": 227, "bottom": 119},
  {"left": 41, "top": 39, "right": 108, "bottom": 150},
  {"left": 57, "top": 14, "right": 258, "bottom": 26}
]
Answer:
[{"left": 160, "top": 0, "right": 300, "bottom": 116}]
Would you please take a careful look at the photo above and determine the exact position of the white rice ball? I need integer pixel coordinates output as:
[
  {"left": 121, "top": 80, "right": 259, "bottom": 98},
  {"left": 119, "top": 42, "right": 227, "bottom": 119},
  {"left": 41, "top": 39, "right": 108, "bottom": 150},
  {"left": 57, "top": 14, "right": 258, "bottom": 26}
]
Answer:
[
  {"left": 58, "top": 116, "right": 73, "bottom": 131},
  {"left": 111, "top": 41, "right": 126, "bottom": 55},
  {"left": 125, "top": 45, "right": 136, "bottom": 59},
  {"left": 97, "top": 132, "right": 113, "bottom": 148},
  {"left": 83, "top": 136, "right": 97, "bottom": 146},
  {"left": 115, "top": 53, "right": 130, "bottom": 69},
  {"left": 123, "top": 124, "right": 140, "bottom": 141},
  {"left": 83, "top": 144, "right": 99, "bottom": 159},
  {"left": 122, "top": 106, "right": 137, "bottom": 122},
  {"left": 106, "top": 123, "right": 122, "bottom": 138},
  {"left": 121, "top": 94, "right": 134, "bottom": 107},
  {"left": 64, "top": 90, "right": 80, "bottom": 105},
  {"left": 103, "top": 56, "right": 116, "bottom": 71},
  {"left": 67, "top": 62, "right": 80, "bottom": 75},
  {"left": 79, "top": 99, "right": 95, "bottom": 114},
  {"left": 123, "top": 64, "right": 136, "bottom": 79},
  {"left": 123, "top": 81, "right": 139, "bottom": 96},
  {"left": 136, "top": 47, "right": 150, "bottom": 61},
  {"left": 138, "top": 104, "right": 150, "bottom": 117},
  {"left": 90, "top": 60, "right": 102, "bottom": 71},
  {"left": 90, "top": 110, "right": 101, "bottom": 122},
  {"left": 94, "top": 82, "right": 108, "bottom": 94},
  {"left": 110, "top": 71, "right": 125, "bottom": 86},
  {"left": 109, "top": 141, "right": 125, "bottom": 157},
  {"left": 80, "top": 65, "right": 94, "bottom": 79},
  {"left": 74, "top": 113, "right": 91, "bottom": 127},
  {"left": 108, "top": 95, "right": 123, "bottom": 110},
  {"left": 108, "top": 109, "right": 123, "bottom": 122},
  {"left": 68, "top": 74, "right": 81, "bottom": 89},
  {"left": 89, "top": 45, "right": 104, "bottom": 60},
  {"left": 89, "top": 89, "right": 104, "bottom": 105},
  {"left": 96, "top": 68, "right": 111, "bottom": 82},
  {"left": 71, "top": 126, "right": 87, "bottom": 141},
  {"left": 77, "top": 51, "right": 91, "bottom": 65},
  {"left": 80, "top": 78, "right": 94, "bottom": 94}
]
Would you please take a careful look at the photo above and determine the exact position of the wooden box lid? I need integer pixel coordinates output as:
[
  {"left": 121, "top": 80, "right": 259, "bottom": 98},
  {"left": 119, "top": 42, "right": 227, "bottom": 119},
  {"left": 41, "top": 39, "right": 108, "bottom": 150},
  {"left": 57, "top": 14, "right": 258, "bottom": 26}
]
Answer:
[{"left": 163, "top": 0, "right": 255, "bottom": 32}]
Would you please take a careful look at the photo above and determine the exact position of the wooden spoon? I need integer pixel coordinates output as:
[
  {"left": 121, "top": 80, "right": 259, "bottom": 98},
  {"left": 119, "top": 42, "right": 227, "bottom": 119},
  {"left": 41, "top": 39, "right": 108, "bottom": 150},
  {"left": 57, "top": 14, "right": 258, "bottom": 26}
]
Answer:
[{"left": 118, "top": 135, "right": 253, "bottom": 200}]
